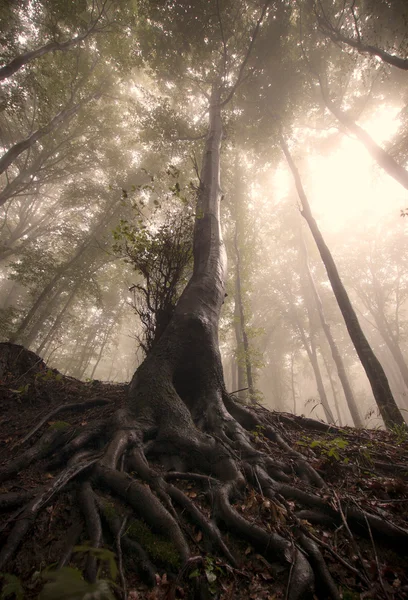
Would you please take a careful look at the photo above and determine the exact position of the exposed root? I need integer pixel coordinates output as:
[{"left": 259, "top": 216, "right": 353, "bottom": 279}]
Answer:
[
  {"left": 57, "top": 521, "right": 83, "bottom": 569},
  {"left": 0, "top": 427, "right": 69, "bottom": 484},
  {"left": 0, "top": 369, "right": 407, "bottom": 599},
  {"left": 78, "top": 481, "right": 103, "bottom": 582},
  {"left": 0, "top": 455, "right": 98, "bottom": 569},
  {"left": 95, "top": 464, "right": 191, "bottom": 564},
  {"left": 18, "top": 398, "right": 112, "bottom": 446}
]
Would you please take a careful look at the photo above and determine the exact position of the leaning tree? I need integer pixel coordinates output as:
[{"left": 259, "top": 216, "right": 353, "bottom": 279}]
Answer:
[{"left": 1, "top": 1, "right": 408, "bottom": 599}]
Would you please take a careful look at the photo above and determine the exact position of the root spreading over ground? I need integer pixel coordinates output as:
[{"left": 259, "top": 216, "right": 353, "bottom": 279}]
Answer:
[{"left": 1, "top": 342, "right": 408, "bottom": 600}]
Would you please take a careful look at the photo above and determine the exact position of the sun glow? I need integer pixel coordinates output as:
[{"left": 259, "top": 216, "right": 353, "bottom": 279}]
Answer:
[{"left": 272, "top": 105, "right": 407, "bottom": 232}]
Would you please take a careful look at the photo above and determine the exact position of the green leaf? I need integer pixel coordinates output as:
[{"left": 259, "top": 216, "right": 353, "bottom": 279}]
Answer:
[
  {"left": 189, "top": 569, "right": 200, "bottom": 579},
  {"left": 1, "top": 573, "right": 24, "bottom": 600}
]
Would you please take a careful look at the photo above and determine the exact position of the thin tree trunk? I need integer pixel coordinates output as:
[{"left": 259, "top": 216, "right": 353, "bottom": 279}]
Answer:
[
  {"left": 295, "top": 314, "right": 335, "bottom": 423},
  {"left": 35, "top": 282, "right": 80, "bottom": 355},
  {"left": 90, "top": 320, "right": 116, "bottom": 379},
  {"left": 233, "top": 301, "right": 246, "bottom": 401},
  {"left": 0, "top": 24, "right": 100, "bottom": 82},
  {"left": 321, "top": 348, "right": 343, "bottom": 426},
  {"left": 234, "top": 225, "right": 255, "bottom": 403},
  {"left": 298, "top": 228, "right": 363, "bottom": 427},
  {"left": 281, "top": 136, "right": 404, "bottom": 428},
  {"left": 0, "top": 99, "right": 92, "bottom": 179},
  {"left": 290, "top": 351, "right": 297, "bottom": 414},
  {"left": 370, "top": 309, "right": 408, "bottom": 390},
  {"left": 317, "top": 18, "right": 408, "bottom": 70}
]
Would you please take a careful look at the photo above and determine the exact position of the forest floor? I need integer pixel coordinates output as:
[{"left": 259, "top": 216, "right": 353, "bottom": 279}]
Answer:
[{"left": 1, "top": 343, "right": 408, "bottom": 600}]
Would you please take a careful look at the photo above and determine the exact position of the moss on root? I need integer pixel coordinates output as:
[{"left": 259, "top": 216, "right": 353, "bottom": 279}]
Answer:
[
  {"left": 48, "top": 421, "right": 71, "bottom": 431},
  {"left": 127, "top": 519, "right": 181, "bottom": 568}
]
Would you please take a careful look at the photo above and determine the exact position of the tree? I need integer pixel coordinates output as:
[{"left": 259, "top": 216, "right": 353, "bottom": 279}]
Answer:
[
  {"left": 1, "top": 2, "right": 408, "bottom": 599},
  {"left": 314, "top": 0, "right": 408, "bottom": 71},
  {"left": 280, "top": 134, "right": 405, "bottom": 428},
  {"left": 298, "top": 227, "right": 363, "bottom": 427}
]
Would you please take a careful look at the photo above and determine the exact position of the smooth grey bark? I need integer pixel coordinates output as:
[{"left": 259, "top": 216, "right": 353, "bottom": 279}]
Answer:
[
  {"left": 298, "top": 229, "right": 363, "bottom": 427},
  {"left": 281, "top": 136, "right": 405, "bottom": 428}
]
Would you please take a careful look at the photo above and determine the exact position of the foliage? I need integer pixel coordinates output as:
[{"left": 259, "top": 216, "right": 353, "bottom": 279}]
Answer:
[
  {"left": 0, "top": 573, "right": 24, "bottom": 600},
  {"left": 113, "top": 199, "right": 194, "bottom": 354},
  {"left": 38, "top": 567, "right": 115, "bottom": 600},
  {"left": 297, "top": 435, "right": 350, "bottom": 462}
]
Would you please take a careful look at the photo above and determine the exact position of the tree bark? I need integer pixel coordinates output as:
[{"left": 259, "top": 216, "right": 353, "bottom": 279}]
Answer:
[
  {"left": 234, "top": 225, "right": 256, "bottom": 403},
  {"left": 321, "top": 348, "right": 343, "bottom": 426},
  {"left": 281, "top": 136, "right": 405, "bottom": 428},
  {"left": 294, "top": 312, "right": 336, "bottom": 424},
  {"left": 298, "top": 229, "right": 363, "bottom": 427}
]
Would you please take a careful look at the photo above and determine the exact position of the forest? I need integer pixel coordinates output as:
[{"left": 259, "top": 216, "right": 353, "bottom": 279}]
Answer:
[{"left": 1, "top": 0, "right": 408, "bottom": 598}]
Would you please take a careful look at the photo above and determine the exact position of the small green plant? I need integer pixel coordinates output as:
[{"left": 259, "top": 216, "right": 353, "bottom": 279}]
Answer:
[
  {"left": 39, "top": 546, "right": 118, "bottom": 600},
  {"left": 9, "top": 383, "right": 30, "bottom": 397},
  {"left": 188, "top": 556, "right": 225, "bottom": 595},
  {"left": 251, "top": 424, "right": 265, "bottom": 438},
  {"left": 0, "top": 573, "right": 24, "bottom": 600},
  {"left": 35, "top": 369, "right": 63, "bottom": 383},
  {"left": 38, "top": 567, "right": 115, "bottom": 600},
  {"left": 390, "top": 423, "right": 408, "bottom": 445},
  {"left": 297, "top": 436, "right": 349, "bottom": 463}
]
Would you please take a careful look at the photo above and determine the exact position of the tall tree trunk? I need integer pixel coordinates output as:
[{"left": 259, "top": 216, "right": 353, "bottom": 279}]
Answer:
[
  {"left": 233, "top": 299, "right": 246, "bottom": 401},
  {"left": 234, "top": 225, "right": 256, "bottom": 403},
  {"left": 90, "top": 319, "right": 116, "bottom": 380},
  {"left": 367, "top": 302, "right": 408, "bottom": 391},
  {"left": 298, "top": 228, "right": 363, "bottom": 427},
  {"left": 294, "top": 313, "right": 336, "bottom": 423},
  {"left": 321, "top": 349, "right": 343, "bottom": 426},
  {"left": 281, "top": 136, "right": 405, "bottom": 428},
  {"left": 35, "top": 282, "right": 80, "bottom": 355},
  {"left": 290, "top": 351, "right": 297, "bottom": 414}
]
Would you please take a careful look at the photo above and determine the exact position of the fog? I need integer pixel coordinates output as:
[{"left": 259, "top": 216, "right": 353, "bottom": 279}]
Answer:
[{"left": 1, "top": 0, "right": 408, "bottom": 429}]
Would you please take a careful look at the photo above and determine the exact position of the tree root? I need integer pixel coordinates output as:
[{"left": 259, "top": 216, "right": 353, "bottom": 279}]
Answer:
[
  {"left": 0, "top": 454, "right": 98, "bottom": 569},
  {"left": 18, "top": 398, "right": 112, "bottom": 446},
  {"left": 0, "top": 387, "right": 407, "bottom": 599},
  {"left": 78, "top": 481, "right": 103, "bottom": 582},
  {"left": 0, "top": 427, "right": 70, "bottom": 484}
]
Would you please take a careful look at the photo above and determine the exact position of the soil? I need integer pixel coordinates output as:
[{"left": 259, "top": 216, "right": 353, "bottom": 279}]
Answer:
[{"left": 1, "top": 343, "right": 408, "bottom": 599}]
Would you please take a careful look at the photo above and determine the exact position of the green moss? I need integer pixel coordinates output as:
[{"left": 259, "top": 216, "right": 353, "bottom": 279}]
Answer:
[
  {"left": 102, "top": 501, "right": 119, "bottom": 521},
  {"left": 127, "top": 519, "right": 181, "bottom": 568},
  {"left": 48, "top": 421, "right": 70, "bottom": 430}
]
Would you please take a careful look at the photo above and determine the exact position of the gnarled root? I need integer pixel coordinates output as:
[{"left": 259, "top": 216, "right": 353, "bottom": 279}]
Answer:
[{"left": 0, "top": 372, "right": 407, "bottom": 599}]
